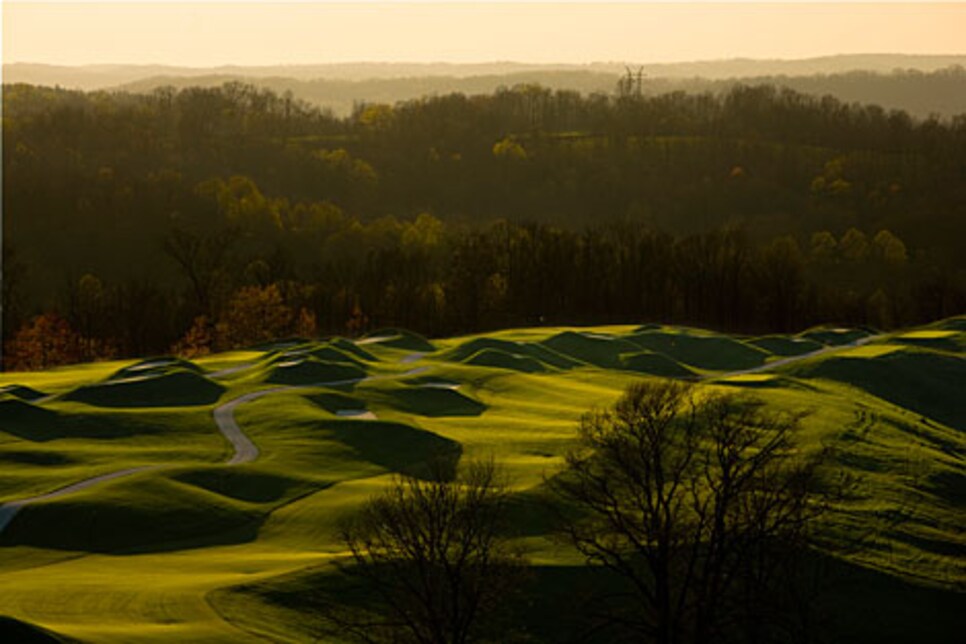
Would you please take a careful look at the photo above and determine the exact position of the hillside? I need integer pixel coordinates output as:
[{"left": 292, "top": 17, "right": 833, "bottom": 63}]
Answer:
[{"left": 0, "top": 318, "right": 963, "bottom": 642}]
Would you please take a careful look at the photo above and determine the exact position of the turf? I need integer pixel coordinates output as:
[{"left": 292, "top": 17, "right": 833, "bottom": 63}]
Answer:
[
  {"left": 63, "top": 369, "right": 225, "bottom": 408},
  {"left": 0, "top": 319, "right": 963, "bottom": 642},
  {"left": 360, "top": 328, "right": 436, "bottom": 352},
  {"left": 463, "top": 348, "right": 548, "bottom": 373},
  {"left": 627, "top": 330, "right": 770, "bottom": 371},
  {"left": 748, "top": 334, "right": 824, "bottom": 356},
  {"left": 263, "top": 358, "right": 366, "bottom": 386}
]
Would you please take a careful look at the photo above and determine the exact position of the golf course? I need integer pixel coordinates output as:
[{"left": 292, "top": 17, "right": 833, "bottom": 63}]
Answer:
[{"left": 0, "top": 318, "right": 963, "bottom": 642}]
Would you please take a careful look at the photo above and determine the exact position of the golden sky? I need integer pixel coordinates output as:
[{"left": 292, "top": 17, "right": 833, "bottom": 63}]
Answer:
[{"left": 4, "top": 2, "right": 965, "bottom": 66}]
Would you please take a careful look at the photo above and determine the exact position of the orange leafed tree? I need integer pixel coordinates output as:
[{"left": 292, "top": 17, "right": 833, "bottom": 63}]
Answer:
[
  {"left": 216, "top": 284, "right": 293, "bottom": 349},
  {"left": 5, "top": 313, "right": 83, "bottom": 371},
  {"left": 171, "top": 315, "right": 214, "bottom": 358}
]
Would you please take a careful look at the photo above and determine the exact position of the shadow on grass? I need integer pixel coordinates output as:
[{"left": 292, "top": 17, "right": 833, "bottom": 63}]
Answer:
[
  {"left": 0, "top": 401, "right": 171, "bottom": 442},
  {"left": 0, "top": 616, "right": 78, "bottom": 644},
  {"left": 210, "top": 550, "right": 965, "bottom": 644},
  {"left": 321, "top": 419, "right": 462, "bottom": 480},
  {"left": 63, "top": 369, "right": 225, "bottom": 408}
]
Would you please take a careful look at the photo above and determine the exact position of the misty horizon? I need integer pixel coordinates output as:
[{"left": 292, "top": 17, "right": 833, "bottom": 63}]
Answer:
[{"left": 5, "top": 3, "right": 966, "bottom": 68}]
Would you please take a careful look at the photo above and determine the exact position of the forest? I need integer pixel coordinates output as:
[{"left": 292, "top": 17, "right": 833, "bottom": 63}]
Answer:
[{"left": 3, "top": 80, "right": 966, "bottom": 368}]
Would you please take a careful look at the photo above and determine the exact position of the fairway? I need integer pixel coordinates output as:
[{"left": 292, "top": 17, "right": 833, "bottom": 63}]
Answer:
[{"left": 0, "top": 320, "right": 964, "bottom": 642}]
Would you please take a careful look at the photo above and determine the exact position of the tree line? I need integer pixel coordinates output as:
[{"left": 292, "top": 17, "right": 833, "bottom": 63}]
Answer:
[{"left": 3, "top": 81, "right": 965, "bottom": 367}]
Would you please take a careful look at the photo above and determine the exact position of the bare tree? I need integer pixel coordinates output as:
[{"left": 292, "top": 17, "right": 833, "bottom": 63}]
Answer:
[
  {"left": 162, "top": 225, "right": 238, "bottom": 318},
  {"left": 549, "top": 380, "right": 833, "bottom": 644},
  {"left": 322, "top": 458, "right": 528, "bottom": 644}
]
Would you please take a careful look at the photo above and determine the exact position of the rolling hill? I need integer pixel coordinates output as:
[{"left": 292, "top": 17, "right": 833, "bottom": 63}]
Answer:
[{"left": 0, "top": 319, "right": 962, "bottom": 641}]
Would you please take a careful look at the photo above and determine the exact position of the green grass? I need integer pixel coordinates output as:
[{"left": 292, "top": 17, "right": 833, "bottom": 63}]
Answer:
[
  {"left": 63, "top": 369, "right": 226, "bottom": 408},
  {"left": 0, "top": 319, "right": 963, "bottom": 641},
  {"left": 262, "top": 358, "right": 367, "bottom": 386}
]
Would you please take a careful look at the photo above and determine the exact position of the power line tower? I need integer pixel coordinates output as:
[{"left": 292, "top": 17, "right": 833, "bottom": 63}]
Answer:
[{"left": 618, "top": 66, "right": 645, "bottom": 98}]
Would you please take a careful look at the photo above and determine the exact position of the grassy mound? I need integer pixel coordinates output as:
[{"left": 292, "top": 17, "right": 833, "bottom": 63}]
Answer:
[
  {"left": 172, "top": 467, "right": 311, "bottom": 504},
  {"left": 748, "top": 335, "right": 823, "bottom": 357},
  {"left": 936, "top": 316, "right": 966, "bottom": 331},
  {"left": 0, "top": 384, "right": 46, "bottom": 401},
  {"left": 328, "top": 337, "right": 379, "bottom": 362},
  {"left": 307, "top": 345, "right": 367, "bottom": 366},
  {"left": 401, "top": 375, "right": 462, "bottom": 388},
  {"left": 0, "top": 400, "right": 61, "bottom": 441},
  {"left": 0, "top": 476, "right": 263, "bottom": 553},
  {"left": 265, "top": 358, "right": 366, "bottom": 386},
  {"left": 110, "top": 356, "right": 202, "bottom": 380},
  {"left": 361, "top": 328, "right": 436, "bottom": 352},
  {"left": 620, "top": 351, "right": 695, "bottom": 378},
  {"left": 63, "top": 369, "right": 225, "bottom": 408},
  {"left": 446, "top": 337, "right": 577, "bottom": 369},
  {"left": 892, "top": 330, "right": 965, "bottom": 353},
  {"left": 323, "top": 419, "right": 462, "bottom": 478},
  {"left": 443, "top": 337, "right": 527, "bottom": 361},
  {"left": 0, "top": 398, "right": 56, "bottom": 423},
  {"left": 800, "top": 327, "right": 871, "bottom": 346},
  {"left": 791, "top": 348, "right": 966, "bottom": 430},
  {"left": 0, "top": 616, "right": 75, "bottom": 644},
  {"left": 463, "top": 348, "right": 547, "bottom": 373},
  {"left": 376, "top": 386, "right": 487, "bottom": 417},
  {"left": 453, "top": 338, "right": 572, "bottom": 369},
  {"left": 541, "top": 331, "right": 642, "bottom": 370},
  {"left": 309, "top": 391, "right": 369, "bottom": 415},
  {"left": 627, "top": 331, "right": 769, "bottom": 371},
  {"left": 249, "top": 337, "right": 308, "bottom": 352}
]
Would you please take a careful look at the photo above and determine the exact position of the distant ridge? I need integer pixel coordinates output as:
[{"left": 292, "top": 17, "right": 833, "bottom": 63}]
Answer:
[
  {"left": 6, "top": 54, "right": 966, "bottom": 89},
  {"left": 7, "top": 55, "right": 966, "bottom": 119}
]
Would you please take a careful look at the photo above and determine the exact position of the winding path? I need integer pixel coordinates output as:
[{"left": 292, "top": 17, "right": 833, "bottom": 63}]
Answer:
[{"left": 0, "top": 361, "right": 429, "bottom": 535}]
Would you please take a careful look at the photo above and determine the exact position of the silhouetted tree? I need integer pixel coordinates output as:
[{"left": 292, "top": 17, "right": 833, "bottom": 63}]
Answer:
[
  {"left": 322, "top": 458, "right": 528, "bottom": 644},
  {"left": 550, "top": 380, "right": 833, "bottom": 644}
]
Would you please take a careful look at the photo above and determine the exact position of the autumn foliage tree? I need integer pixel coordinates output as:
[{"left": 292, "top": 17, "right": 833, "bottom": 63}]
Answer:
[
  {"left": 216, "top": 284, "right": 293, "bottom": 349},
  {"left": 171, "top": 315, "right": 214, "bottom": 358},
  {"left": 5, "top": 313, "right": 83, "bottom": 371}
]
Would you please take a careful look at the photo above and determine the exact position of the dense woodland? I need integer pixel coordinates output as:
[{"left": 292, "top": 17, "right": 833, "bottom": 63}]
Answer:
[{"left": 3, "top": 81, "right": 965, "bottom": 368}]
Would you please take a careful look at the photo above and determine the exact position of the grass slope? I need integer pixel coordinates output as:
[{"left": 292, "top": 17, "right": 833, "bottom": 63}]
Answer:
[{"left": 0, "top": 320, "right": 962, "bottom": 642}]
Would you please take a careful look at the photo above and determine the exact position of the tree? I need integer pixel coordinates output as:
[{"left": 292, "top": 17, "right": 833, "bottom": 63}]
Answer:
[
  {"left": 163, "top": 225, "right": 238, "bottom": 318},
  {"left": 216, "top": 283, "right": 293, "bottom": 349},
  {"left": 549, "top": 380, "right": 832, "bottom": 644},
  {"left": 171, "top": 315, "right": 214, "bottom": 358},
  {"left": 322, "top": 458, "right": 528, "bottom": 644},
  {"left": 5, "top": 312, "right": 83, "bottom": 371}
]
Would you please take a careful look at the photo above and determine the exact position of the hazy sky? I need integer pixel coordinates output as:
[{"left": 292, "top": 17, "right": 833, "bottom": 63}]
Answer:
[{"left": 4, "top": 2, "right": 965, "bottom": 67}]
